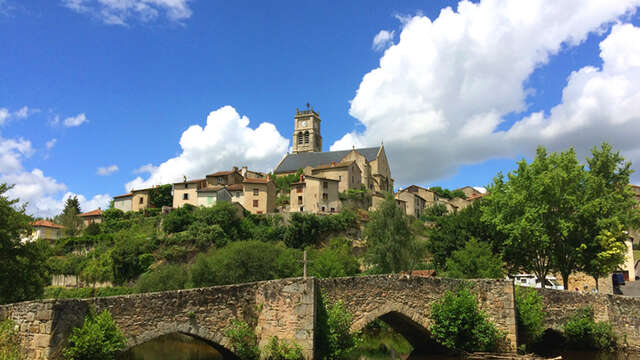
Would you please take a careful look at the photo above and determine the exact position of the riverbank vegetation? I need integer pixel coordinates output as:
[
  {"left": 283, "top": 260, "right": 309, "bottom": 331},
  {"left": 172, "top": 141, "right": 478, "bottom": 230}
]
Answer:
[
  {"left": 62, "top": 309, "right": 126, "bottom": 360},
  {"left": 0, "top": 319, "right": 23, "bottom": 360}
]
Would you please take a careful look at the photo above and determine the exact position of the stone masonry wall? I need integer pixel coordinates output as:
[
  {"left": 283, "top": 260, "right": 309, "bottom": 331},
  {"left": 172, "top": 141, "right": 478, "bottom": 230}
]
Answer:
[
  {"left": 0, "top": 278, "right": 315, "bottom": 360},
  {"left": 318, "top": 275, "right": 517, "bottom": 352},
  {"left": 537, "top": 288, "right": 640, "bottom": 347}
]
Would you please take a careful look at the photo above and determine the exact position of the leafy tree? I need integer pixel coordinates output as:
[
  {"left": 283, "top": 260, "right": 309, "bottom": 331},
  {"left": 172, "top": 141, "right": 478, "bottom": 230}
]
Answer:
[
  {"left": 445, "top": 238, "right": 503, "bottom": 279},
  {"left": 316, "top": 295, "right": 361, "bottom": 360},
  {"left": 514, "top": 286, "right": 545, "bottom": 346},
  {"left": 148, "top": 184, "right": 172, "bottom": 208},
  {"left": 578, "top": 143, "right": 640, "bottom": 290},
  {"left": 0, "top": 184, "right": 50, "bottom": 304},
  {"left": 193, "top": 202, "right": 248, "bottom": 241},
  {"left": 429, "top": 186, "right": 466, "bottom": 199},
  {"left": 110, "top": 236, "right": 154, "bottom": 285},
  {"left": 83, "top": 222, "right": 101, "bottom": 236},
  {"left": 162, "top": 207, "right": 195, "bottom": 234},
  {"left": 273, "top": 169, "right": 303, "bottom": 195},
  {"left": 60, "top": 196, "right": 82, "bottom": 236},
  {"left": 422, "top": 202, "right": 448, "bottom": 219},
  {"left": 429, "top": 287, "right": 502, "bottom": 353},
  {"left": 309, "top": 237, "right": 359, "bottom": 278},
  {"left": 63, "top": 309, "right": 126, "bottom": 360},
  {"left": 364, "top": 192, "right": 420, "bottom": 273},
  {"left": 187, "top": 222, "right": 228, "bottom": 249},
  {"left": 80, "top": 251, "right": 114, "bottom": 288},
  {"left": 427, "top": 201, "right": 504, "bottom": 272},
  {"left": 482, "top": 147, "right": 584, "bottom": 289},
  {"left": 284, "top": 213, "right": 323, "bottom": 248}
]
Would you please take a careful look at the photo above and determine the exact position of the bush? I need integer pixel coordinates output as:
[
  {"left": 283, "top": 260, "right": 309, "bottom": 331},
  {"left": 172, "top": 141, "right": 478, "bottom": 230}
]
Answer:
[
  {"left": 136, "top": 264, "right": 189, "bottom": 293},
  {"left": 316, "top": 295, "right": 361, "bottom": 359},
  {"left": 514, "top": 286, "right": 545, "bottom": 346},
  {"left": 309, "top": 237, "right": 359, "bottom": 278},
  {"left": 187, "top": 222, "right": 228, "bottom": 249},
  {"left": 263, "top": 337, "right": 304, "bottom": 360},
  {"left": 0, "top": 319, "right": 23, "bottom": 360},
  {"left": 189, "top": 241, "right": 301, "bottom": 287},
  {"left": 444, "top": 238, "right": 503, "bottom": 279},
  {"left": 429, "top": 287, "right": 502, "bottom": 353},
  {"left": 63, "top": 309, "right": 126, "bottom": 360},
  {"left": 84, "top": 222, "right": 102, "bottom": 236},
  {"left": 162, "top": 207, "right": 195, "bottom": 234},
  {"left": 225, "top": 319, "right": 259, "bottom": 360},
  {"left": 563, "top": 306, "right": 617, "bottom": 350}
]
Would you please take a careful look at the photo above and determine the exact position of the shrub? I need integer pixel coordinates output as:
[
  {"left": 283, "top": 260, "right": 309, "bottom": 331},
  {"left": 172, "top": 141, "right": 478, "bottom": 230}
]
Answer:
[
  {"left": 162, "top": 207, "right": 195, "bottom": 234},
  {"left": 444, "top": 238, "right": 503, "bottom": 279},
  {"left": 429, "top": 287, "right": 502, "bottom": 353},
  {"left": 187, "top": 222, "right": 228, "bottom": 249},
  {"left": 136, "top": 264, "right": 189, "bottom": 293},
  {"left": 63, "top": 309, "right": 126, "bottom": 360},
  {"left": 0, "top": 319, "right": 23, "bottom": 360},
  {"left": 263, "top": 337, "right": 304, "bottom": 360},
  {"left": 309, "top": 237, "right": 359, "bottom": 278},
  {"left": 84, "top": 222, "right": 102, "bottom": 236},
  {"left": 514, "top": 286, "right": 545, "bottom": 345},
  {"left": 316, "top": 295, "right": 361, "bottom": 359},
  {"left": 225, "top": 319, "right": 259, "bottom": 360},
  {"left": 563, "top": 306, "right": 617, "bottom": 350}
]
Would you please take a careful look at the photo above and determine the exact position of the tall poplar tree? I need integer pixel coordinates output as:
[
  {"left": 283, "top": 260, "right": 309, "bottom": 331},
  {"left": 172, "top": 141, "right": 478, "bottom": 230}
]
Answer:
[{"left": 60, "top": 196, "right": 82, "bottom": 236}]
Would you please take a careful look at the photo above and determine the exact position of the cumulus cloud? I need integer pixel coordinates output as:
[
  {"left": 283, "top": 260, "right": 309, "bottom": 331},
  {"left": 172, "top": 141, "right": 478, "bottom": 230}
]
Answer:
[
  {"left": 97, "top": 164, "right": 119, "bottom": 176},
  {"left": 0, "top": 106, "right": 38, "bottom": 126},
  {"left": 332, "top": 0, "right": 640, "bottom": 186},
  {"left": 62, "top": 0, "right": 192, "bottom": 25},
  {"left": 126, "top": 105, "right": 289, "bottom": 191},
  {"left": 63, "top": 113, "right": 87, "bottom": 127},
  {"left": 0, "top": 135, "right": 33, "bottom": 172},
  {"left": 372, "top": 30, "right": 395, "bottom": 51}
]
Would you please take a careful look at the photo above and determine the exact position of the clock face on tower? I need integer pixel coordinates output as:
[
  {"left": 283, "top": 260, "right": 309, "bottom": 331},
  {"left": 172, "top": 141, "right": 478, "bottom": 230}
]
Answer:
[{"left": 301, "top": 120, "right": 307, "bottom": 127}]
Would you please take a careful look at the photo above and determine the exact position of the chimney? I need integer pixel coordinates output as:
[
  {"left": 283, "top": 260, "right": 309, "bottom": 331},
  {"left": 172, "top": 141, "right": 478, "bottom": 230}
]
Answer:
[{"left": 300, "top": 174, "right": 304, "bottom": 182}]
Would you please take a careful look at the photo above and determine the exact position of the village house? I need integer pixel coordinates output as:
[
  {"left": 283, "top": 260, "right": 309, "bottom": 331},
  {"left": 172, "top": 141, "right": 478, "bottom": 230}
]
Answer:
[
  {"left": 273, "top": 106, "right": 393, "bottom": 202},
  {"left": 457, "top": 186, "right": 484, "bottom": 199},
  {"left": 242, "top": 177, "right": 276, "bottom": 214},
  {"left": 24, "top": 220, "right": 65, "bottom": 243},
  {"left": 78, "top": 208, "right": 104, "bottom": 228},
  {"left": 395, "top": 188, "right": 427, "bottom": 218},
  {"left": 113, "top": 192, "right": 132, "bottom": 212},
  {"left": 172, "top": 178, "right": 207, "bottom": 208},
  {"left": 197, "top": 186, "right": 232, "bottom": 207},
  {"left": 304, "top": 160, "right": 362, "bottom": 193},
  {"left": 289, "top": 175, "right": 341, "bottom": 214},
  {"left": 206, "top": 167, "right": 244, "bottom": 187}
]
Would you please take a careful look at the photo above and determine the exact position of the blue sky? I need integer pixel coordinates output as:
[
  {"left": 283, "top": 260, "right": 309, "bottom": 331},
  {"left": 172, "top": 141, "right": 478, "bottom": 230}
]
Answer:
[{"left": 2, "top": 0, "right": 640, "bottom": 217}]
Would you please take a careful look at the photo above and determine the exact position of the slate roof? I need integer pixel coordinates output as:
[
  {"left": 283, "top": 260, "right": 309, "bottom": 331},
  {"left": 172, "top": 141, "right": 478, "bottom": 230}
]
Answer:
[{"left": 274, "top": 147, "right": 381, "bottom": 174}]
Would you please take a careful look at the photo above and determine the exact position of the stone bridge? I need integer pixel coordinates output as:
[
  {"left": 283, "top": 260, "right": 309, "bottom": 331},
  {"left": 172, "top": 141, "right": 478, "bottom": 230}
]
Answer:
[{"left": 4, "top": 275, "right": 640, "bottom": 359}]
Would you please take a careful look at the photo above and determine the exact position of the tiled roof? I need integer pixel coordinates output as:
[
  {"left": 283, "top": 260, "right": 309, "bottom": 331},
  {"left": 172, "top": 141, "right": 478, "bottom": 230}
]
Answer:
[
  {"left": 274, "top": 147, "right": 381, "bottom": 174},
  {"left": 226, "top": 184, "right": 243, "bottom": 191},
  {"left": 79, "top": 209, "right": 103, "bottom": 217},
  {"left": 113, "top": 193, "right": 133, "bottom": 199},
  {"left": 173, "top": 178, "right": 205, "bottom": 185},
  {"left": 468, "top": 193, "right": 487, "bottom": 201},
  {"left": 31, "top": 220, "right": 64, "bottom": 229},
  {"left": 207, "top": 170, "right": 237, "bottom": 177}
]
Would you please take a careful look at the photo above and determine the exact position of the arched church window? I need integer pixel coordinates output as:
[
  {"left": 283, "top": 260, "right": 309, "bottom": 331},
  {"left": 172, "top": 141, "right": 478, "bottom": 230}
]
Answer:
[
  {"left": 297, "top": 132, "right": 303, "bottom": 145},
  {"left": 304, "top": 131, "right": 310, "bottom": 144}
]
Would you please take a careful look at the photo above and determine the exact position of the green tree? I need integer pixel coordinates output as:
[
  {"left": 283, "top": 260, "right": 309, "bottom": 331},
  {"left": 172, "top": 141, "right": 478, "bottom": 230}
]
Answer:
[
  {"left": 162, "top": 207, "right": 195, "bottom": 234},
  {"left": 63, "top": 309, "right": 126, "bottom": 360},
  {"left": 148, "top": 184, "right": 172, "bottom": 208},
  {"left": 422, "top": 202, "right": 448, "bottom": 219},
  {"left": 60, "top": 196, "right": 82, "bottom": 236},
  {"left": 514, "top": 286, "right": 545, "bottom": 346},
  {"left": 364, "top": 192, "right": 420, "bottom": 273},
  {"left": 309, "top": 237, "right": 360, "bottom": 278},
  {"left": 444, "top": 238, "right": 503, "bottom": 279},
  {"left": 482, "top": 147, "right": 585, "bottom": 289},
  {"left": 0, "top": 184, "right": 50, "bottom": 304},
  {"left": 429, "top": 287, "right": 502, "bottom": 353},
  {"left": 80, "top": 251, "right": 114, "bottom": 288},
  {"left": 135, "top": 264, "right": 189, "bottom": 293},
  {"left": 579, "top": 143, "right": 640, "bottom": 290}
]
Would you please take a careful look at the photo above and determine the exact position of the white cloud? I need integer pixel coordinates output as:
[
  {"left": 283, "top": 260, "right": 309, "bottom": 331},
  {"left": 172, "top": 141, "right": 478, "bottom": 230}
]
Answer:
[
  {"left": 45, "top": 138, "right": 57, "bottom": 150},
  {"left": 0, "top": 135, "right": 33, "bottom": 172},
  {"left": 126, "top": 105, "right": 289, "bottom": 191},
  {"left": 0, "top": 108, "right": 8, "bottom": 126},
  {"left": 0, "top": 106, "right": 39, "bottom": 126},
  {"left": 133, "top": 163, "right": 158, "bottom": 174},
  {"left": 333, "top": 0, "right": 640, "bottom": 186},
  {"left": 372, "top": 30, "right": 395, "bottom": 51},
  {"left": 63, "top": 113, "right": 87, "bottom": 127},
  {"left": 62, "top": 0, "right": 192, "bottom": 25},
  {"left": 97, "top": 164, "right": 119, "bottom": 176}
]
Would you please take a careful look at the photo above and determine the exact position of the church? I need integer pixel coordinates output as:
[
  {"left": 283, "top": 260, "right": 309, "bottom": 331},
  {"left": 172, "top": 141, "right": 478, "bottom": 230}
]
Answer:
[{"left": 273, "top": 106, "right": 394, "bottom": 200}]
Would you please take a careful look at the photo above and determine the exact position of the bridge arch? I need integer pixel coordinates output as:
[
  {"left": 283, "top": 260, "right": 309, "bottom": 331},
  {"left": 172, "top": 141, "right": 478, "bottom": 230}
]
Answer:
[{"left": 351, "top": 302, "right": 444, "bottom": 353}]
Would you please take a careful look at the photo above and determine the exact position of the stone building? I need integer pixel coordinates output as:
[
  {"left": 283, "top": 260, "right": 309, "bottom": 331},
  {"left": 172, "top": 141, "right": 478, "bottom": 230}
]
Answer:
[
  {"left": 304, "top": 161, "right": 362, "bottom": 193},
  {"left": 289, "top": 175, "right": 341, "bottom": 214},
  {"left": 395, "top": 188, "right": 427, "bottom": 218},
  {"left": 274, "top": 106, "right": 393, "bottom": 197},
  {"left": 23, "top": 220, "right": 65, "bottom": 243},
  {"left": 172, "top": 179, "right": 207, "bottom": 208},
  {"left": 197, "top": 186, "right": 232, "bottom": 207},
  {"left": 78, "top": 209, "right": 103, "bottom": 228},
  {"left": 242, "top": 177, "right": 276, "bottom": 214},
  {"left": 113, "top": 192, "right": 132, "bottom": 212}
]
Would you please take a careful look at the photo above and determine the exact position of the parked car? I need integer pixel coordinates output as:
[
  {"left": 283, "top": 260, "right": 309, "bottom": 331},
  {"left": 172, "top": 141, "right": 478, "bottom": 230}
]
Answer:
[{"left": 508, "top": 274, "right": 564, "bottom": 290}]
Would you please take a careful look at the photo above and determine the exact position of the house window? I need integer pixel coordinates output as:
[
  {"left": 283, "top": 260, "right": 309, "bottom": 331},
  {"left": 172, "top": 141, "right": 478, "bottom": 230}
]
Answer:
[
  {"left": 322, "top": 193, "right": 328, "bottom": 201},
  {"left": 300, "top": 206, "right": 304, "bottom": 212},
  {"left": 323, "top": 181, "right": 328, "bottom": 189},
  {"left": 183, "top": 193, "right": 188, "bottom": 200},
  {"left": 218, "top": 177, "right": 224, "bottom": 184},
  {"left": 330, "top": 208, "right": 335, "bottom": 213},
  {"left": 297, "top": 185, "right": 303, "bottom": 193},
  {"left": 139, "top": 197, "right": 144, "bottom": 204},
  {"left": 253, "top": 188, "right": 259, "bottom": 196},
  {"left": 253, "top": 200, "right": 259, "bottom": 207},
  {"left": 338, "top": 176, "right": 342, "bottom": 181},
  {"left": 298, "top": 196, "right": 303, "bottom": 204},
  {"left": 321, "top": 206, "right": 325, "bottom": 212}
]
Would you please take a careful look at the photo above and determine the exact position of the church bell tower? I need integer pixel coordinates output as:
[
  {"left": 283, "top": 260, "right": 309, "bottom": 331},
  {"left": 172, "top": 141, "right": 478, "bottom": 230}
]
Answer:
[{"left": 292, "top": 104, "right": 322, "bottom": 153}]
